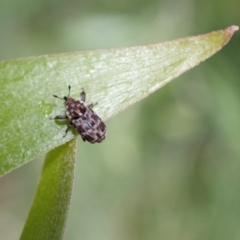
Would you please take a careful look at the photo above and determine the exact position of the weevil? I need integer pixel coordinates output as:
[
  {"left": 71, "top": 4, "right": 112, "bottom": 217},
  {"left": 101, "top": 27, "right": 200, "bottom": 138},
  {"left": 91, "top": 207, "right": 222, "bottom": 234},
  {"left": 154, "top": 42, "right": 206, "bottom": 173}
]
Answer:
[{"left": 52, "top": 85, "right": 107, "bottom": 143}]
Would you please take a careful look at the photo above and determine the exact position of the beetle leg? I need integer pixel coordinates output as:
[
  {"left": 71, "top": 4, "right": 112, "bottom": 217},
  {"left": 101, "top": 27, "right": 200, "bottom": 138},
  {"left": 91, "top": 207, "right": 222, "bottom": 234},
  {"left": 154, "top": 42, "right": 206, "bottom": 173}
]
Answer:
[
  {"left": 63, "top": 122, "right": 73, "bottom": 137},
  {"left": 81, "top": 136, "right": 86, "bottom": 142},
  {"left": 49, "top": 115, "right": 68, "bottom": 120},
  {"left": 80, "top": 88, "right": 86, "bottom": 102},
  {"left": 53, "top": 115, "right": 68, "bottom": 120},
  {"left": 88, "top": 102, "right": 98, "bottom": 109}
]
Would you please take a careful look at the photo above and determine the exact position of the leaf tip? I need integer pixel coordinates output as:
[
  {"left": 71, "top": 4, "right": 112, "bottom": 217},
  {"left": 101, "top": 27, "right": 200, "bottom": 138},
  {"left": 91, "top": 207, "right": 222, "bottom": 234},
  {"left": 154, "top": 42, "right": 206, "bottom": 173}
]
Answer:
[{"left": 226, "top": 25, "right": 239, "bottom": 34}]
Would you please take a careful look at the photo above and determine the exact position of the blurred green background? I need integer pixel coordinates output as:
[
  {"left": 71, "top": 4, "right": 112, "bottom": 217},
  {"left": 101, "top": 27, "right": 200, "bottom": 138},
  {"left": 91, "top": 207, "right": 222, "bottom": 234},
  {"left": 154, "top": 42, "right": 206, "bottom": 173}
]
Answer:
[{"left": 0, "top": 0, "right": 240, "bottom": 239}]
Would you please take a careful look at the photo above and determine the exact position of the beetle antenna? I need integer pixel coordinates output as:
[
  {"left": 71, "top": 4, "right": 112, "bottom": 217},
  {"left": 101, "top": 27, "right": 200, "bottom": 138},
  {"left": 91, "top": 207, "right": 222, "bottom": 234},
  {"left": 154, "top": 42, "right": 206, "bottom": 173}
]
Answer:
[
  {"left": 53, "top": 95, "right": 64, "bottom": 100},
  {"left": 68, "top": 85, "right": 71, "bottom": 98}
]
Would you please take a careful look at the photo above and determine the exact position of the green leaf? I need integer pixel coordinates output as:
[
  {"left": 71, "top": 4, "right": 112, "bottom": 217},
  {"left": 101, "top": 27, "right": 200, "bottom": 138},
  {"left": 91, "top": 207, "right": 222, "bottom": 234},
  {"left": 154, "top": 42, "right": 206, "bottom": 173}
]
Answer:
[
  {"left": 0, "top": 25, "right": 238, "bottom": 177},
  {"left": 20, "top": 138, "right": 76, "bottom": 240}
]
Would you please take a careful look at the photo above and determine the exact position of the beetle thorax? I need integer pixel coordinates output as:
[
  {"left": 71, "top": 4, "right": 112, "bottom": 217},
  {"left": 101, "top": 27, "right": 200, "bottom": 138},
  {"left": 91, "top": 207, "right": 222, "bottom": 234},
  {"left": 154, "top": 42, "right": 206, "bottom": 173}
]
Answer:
[{"left": 66, "top": 98, "right": 87, "bottom": 119}]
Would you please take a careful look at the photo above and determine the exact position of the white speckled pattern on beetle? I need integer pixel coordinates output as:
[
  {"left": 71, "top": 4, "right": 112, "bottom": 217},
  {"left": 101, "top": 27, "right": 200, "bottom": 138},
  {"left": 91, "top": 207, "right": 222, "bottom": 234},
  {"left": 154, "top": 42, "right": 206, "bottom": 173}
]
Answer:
[{"left": 52, "top": 85, "right": 107, "bottom": 143}]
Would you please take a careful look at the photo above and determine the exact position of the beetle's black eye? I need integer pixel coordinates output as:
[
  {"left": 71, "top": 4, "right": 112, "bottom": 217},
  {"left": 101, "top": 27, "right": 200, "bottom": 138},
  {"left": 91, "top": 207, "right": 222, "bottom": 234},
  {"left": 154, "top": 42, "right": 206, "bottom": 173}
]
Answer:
[{"left": 63, "top": 96, "right": 68, "bottom": 101}]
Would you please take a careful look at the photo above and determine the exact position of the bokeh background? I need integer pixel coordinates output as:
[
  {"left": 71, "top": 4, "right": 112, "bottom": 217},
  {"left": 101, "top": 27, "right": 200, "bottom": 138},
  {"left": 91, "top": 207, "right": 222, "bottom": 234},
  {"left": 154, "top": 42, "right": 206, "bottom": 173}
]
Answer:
[{"left": 0, "top": 0, "right": 240, "bottom": 239}]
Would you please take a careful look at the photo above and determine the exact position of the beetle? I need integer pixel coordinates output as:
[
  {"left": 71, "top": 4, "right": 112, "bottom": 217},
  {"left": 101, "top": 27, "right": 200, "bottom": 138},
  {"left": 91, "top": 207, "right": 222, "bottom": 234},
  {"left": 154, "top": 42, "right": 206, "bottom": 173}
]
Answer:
[{"left": 52, "top": 85, "right": 107, "bottom": 143}]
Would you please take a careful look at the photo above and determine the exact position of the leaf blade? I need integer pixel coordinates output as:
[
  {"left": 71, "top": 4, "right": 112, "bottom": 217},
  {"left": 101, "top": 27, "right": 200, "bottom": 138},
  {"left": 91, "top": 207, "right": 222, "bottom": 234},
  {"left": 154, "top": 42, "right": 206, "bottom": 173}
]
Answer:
[{"left": 0, "top": 26, "right": 238, "bottom": 176}]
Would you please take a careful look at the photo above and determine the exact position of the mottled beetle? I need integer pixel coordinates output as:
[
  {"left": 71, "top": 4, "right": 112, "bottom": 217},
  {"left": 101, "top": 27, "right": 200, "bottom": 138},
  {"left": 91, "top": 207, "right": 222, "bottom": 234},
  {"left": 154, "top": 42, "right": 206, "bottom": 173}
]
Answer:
[{"left": 52, "top": 85, "right": 107, "bottom": 143}]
